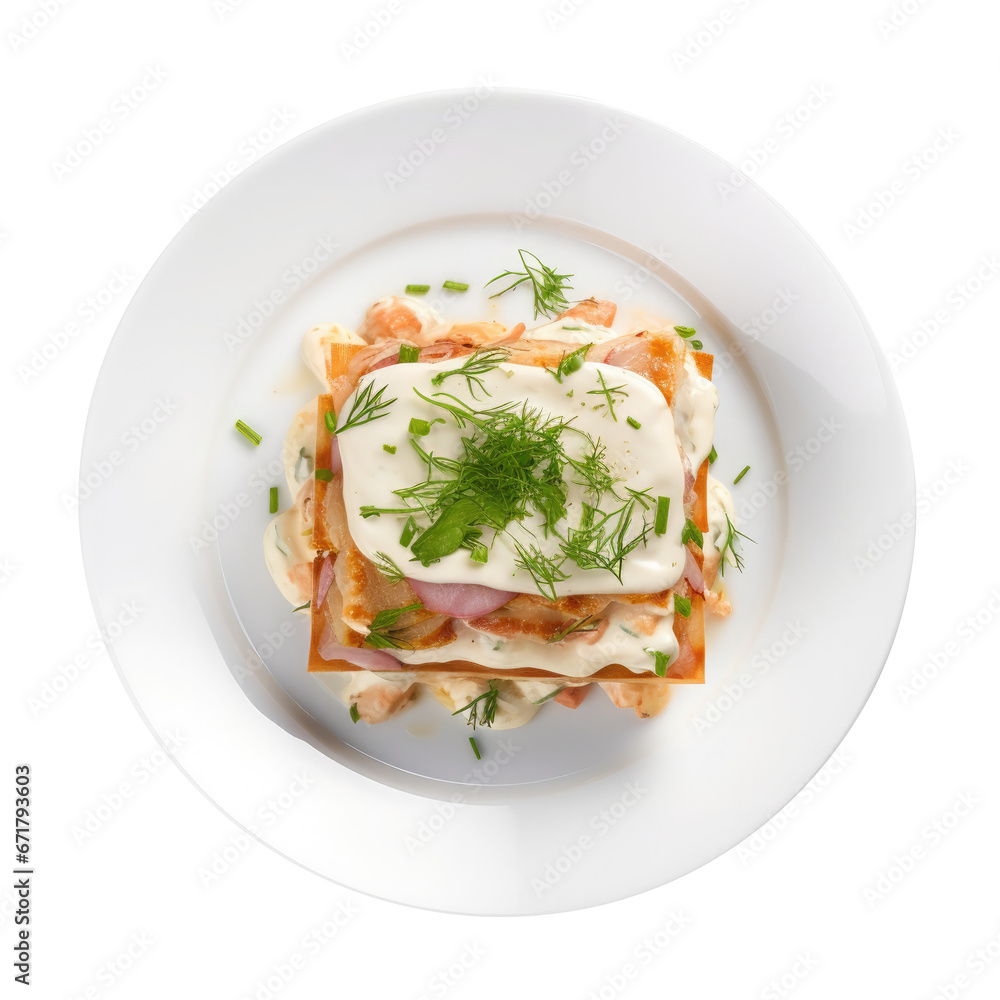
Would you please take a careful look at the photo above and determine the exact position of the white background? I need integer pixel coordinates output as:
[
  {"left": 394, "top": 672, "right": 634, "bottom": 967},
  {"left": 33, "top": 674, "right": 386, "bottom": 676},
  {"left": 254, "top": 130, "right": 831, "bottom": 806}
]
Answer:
[{"left": 4, "top": 0, "right": 999, "bottom": 997}]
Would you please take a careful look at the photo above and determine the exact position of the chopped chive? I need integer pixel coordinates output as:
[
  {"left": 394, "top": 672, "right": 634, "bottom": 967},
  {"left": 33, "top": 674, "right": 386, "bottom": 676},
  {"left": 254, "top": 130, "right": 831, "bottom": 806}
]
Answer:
[
  {"left": 646, "top": 649, "right": 670, "bottom": 676},
  {"left": 292, "top": 601, "right": 310, "bottom": 612},
  {"left": 383, "top": 444, "right": 397, "bottom": 454},
  {"left": 269, "top": 486, "right": 278, "bottom": 513},
  {"left": 533, "top": 685, "right": 566, "bottom": 705},
  {"left": 673, "top": 595, "right": 692, "bottom": 618},
  {"left": 324, "top": 410, "right": 336, "bottom": 432},
  {"left": 235, "top": 419, "right": 261, "bottom": 446},
  {"left": 690, "top": 339, "right": 704, "bottom": 350},
  {"left": 619, "top": 625, "right": 640, "bottom": 638},
  {"left": 708, "top": 445, "right": 718, "bottom": 464},
  {"left": 673, "top": 325, "right": 696, "bottom": 338},
  {"left": 400, "top": 515, "right": 418, "bottom": 547},
  {"left": 681, "top": 518, "right": 704, "bottom": 547},
  {"left": 349, "top": 703, "right": 361, "bottom": 723},
  {"left": 409, "top": 417, "right": 431, "bottom": 436},
  {"left": 443, "top": 280, "right": 469, "bottom": 292},
  {"left": 469, "top": 541, "right": 489, "bottom": 564},
  {"left": 405, "top": 284, "right": 430, "bottom": 295},
  {"left": 398, "top": 344, "right": 420, "bottom": 364},
  {"left": 314, "top": 468, "right": 333, "bottom": 482},
  {"left": 734, "top": 465, "right": 750, "bottom": 484},
  {"left": 627, "top": 416, "right": 641, "bottom": 430},
  {"left": 469, "top": 735, "right": 481, "bottom": 759},
  {"left": 654, "top": 496, "right": 670, "bottom": 536}
]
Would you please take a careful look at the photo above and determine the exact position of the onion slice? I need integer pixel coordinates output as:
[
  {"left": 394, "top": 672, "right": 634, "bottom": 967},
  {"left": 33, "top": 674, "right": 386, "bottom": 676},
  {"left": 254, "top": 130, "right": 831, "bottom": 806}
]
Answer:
[
  {"left": 315, "top": 554, "right": 335, "bottom": 609},
  {"left": 405, "top": 578, "right": 516, "bottom": 618},
  {"left": 683, "top": 546, "right": 705, "bottom": 595},
  {"left": 317, "top": 632, "right": 401, "bottom": 671}
]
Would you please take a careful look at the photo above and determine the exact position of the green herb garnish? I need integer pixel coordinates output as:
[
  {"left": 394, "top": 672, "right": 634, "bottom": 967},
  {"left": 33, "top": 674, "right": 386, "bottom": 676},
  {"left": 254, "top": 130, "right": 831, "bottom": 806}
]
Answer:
[
  {"left": 324, "top": 410, "right": 336, "bottom": 432},
  {"left": 547, "top": 615, "right": 601, "bottom": 643},
  {"left": 734, "top": 465, "right": 750, "bottom": 484},
  {"left": 373, "top": 551, "right": 405, "bottom": 584},
  {"left": 690, "top": 339, "right": 703, "bottom": 350},
  {"left": 235, "top": 419, "right": 261, "bottom": 446},
  {"left": 627, "top": 416, "right": 641, "bottom": 430},
  {"left": 486, "top": 250, "right": 573, "bottom": 319},
  {"left": 405, "top": 284, "right": 430, "bottom": 295},
  {"left": 673, "top": 326, "right": 696, "bottom": 338},
  {"left": 708, "top": 445, "right": 718, "bottom": 464},
  {"left": 453, "top": 681, "right": 500, "bottom": 729},
  {"left": 719, "top": 513, "right": 752, "bottom": 575},
  {"left": 673, "top": 595, "right": 692, "bottom": 618},
  {"left": 409, "top": 417, "right": 431, "bottom": 436},
  {"left": 533, "top": 685, "right": 567, "bottom": 705},
  {"left": 585, "top": 370, "right": 627, "bottom": 421},
  {"left": 654, "top": 496, "right": 670, "bottom": 536},
  {"left": 399, "top": 516, "right": 418, "bottom": 546},
  {"left": 398, "top": 344, "right": 420, "bottom": 364},
  {"left": 383, "top": 444, "right": 397, "bottom": 454},
  {"left": 468, "top": 736, "right": 481, "bottom": 758},
  {"left": 269, "top": 486, "right": 278, "bottom": 513},
  {"left": 546, "top": 343, "right": 591, "bottom": 383},
  {"left": 335, "top": 379, "right": 397, "bottom": 434},
  {"left": 646, "top": 649, "right": 671, "bottom": 677},
  {"left": 292, "top": 601, "right": 310, "bottom": 612},
  {"left": 364, "top": 602, "right": 423, "bottom": 649},
  {"left": 349, "top": 703, "right": 361, "bottom": 723},
  {"left": 681, "top": 518, "right": 703, "bottom": 547},
  {"left": 430, "top": 347, "right": 509, "bottom": 400},
  {"left": 443, "top": 280, "right": 469, "bottom": 291},
  {"left": 314, "top": 468, "right": 333, "bottom": 482}
]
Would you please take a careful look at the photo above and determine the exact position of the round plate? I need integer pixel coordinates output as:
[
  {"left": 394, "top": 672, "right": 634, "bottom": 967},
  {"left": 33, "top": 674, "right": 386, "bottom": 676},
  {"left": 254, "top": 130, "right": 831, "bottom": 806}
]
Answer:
[{"left": 81, "top": 90, "right": 914, "bottom": 915}]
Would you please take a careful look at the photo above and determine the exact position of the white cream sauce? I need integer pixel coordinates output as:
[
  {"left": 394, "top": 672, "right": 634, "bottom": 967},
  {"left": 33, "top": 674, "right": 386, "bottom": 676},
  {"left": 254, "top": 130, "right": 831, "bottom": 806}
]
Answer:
[
  {"left": 337, "top": 358, "right": 688, "bottom": 597},
  {"left": 672, "top": 353, "right": 718, "bottom": 472},
  {"left": 520, "top": 317, "right": 622, "bottom": 346}
]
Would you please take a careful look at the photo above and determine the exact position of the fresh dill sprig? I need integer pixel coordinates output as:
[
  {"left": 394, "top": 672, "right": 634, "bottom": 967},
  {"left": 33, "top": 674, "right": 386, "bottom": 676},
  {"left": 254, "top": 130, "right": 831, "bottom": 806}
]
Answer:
[
  {"left": 485, "top": 250, "right": 574, "bottom": 318},
  {"left": 453, "top": 681, "right": 500, "bottom": 728},
  {"left": 429, "top": 347, "right": 509, "bottom": 400},
  {"left": 373, "top": 551, "right": 405, "bottom": 584},
  {"left": 585, "top": 370, "right": 628, "bottom": 422},
  {"left": 363, "top": 602, "right": 423, "bottom": 649},
  {"left": 718, "top": 512, "right": 753, "bottom": 575},
  {"left": 559, "top": 497, "right": 651, "bottom": 583},
  {"left": 513, "top": 541, "right": 570, "bottom": 601},
  {"left": 335, "top": 379, "right": 397, "bottom": 434},
  {"left": 547, "top": 615, "right": 601, "bottom": 643},
  {"left": 546, "top": 343, "right": 592, "bottom": 383}
]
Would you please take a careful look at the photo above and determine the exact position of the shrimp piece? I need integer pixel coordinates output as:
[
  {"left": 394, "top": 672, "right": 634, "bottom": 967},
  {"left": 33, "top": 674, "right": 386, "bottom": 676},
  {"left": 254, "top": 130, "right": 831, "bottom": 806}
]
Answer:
[
  {"left": 554, "top": 685, "right": 591, "bottom": 709},
  {"left": 600, "top": 680, "right": 672, "bottom": 718},
  {"left": 556, "top": 297, "right": 617, "bottom": 327},
  {"left": 357, "top": 296, "right": 441, "bottom": 343}
]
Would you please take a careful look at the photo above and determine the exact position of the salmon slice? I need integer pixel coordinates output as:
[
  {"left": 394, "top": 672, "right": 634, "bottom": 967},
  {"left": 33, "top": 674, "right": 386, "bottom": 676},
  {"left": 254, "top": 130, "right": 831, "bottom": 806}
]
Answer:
[{"left": 556, "top": 297, "right": 617, "bottom": 327}]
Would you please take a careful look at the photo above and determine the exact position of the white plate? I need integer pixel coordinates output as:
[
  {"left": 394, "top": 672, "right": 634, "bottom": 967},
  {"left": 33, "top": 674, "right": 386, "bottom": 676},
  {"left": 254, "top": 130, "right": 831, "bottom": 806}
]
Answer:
[{"left": 81, "top": 90, "right": 914, "bottom": 914}]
